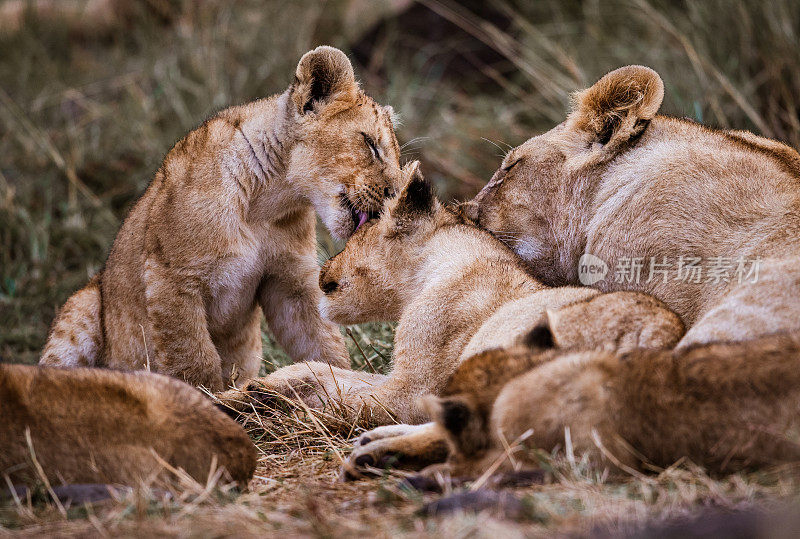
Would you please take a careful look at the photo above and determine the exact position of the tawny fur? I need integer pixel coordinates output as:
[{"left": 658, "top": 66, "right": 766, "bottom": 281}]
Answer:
[
  {"left": 1, "top": 364, "right": 256, "bottom": 488},
  {"left": 466, "top": 64, "right": 800, "bottom": 347},
  {"left": 344, "top": 65, "right": 800, "bottom": 480},
  {"left": 348, "top": 331, "right": 800, "bottom": 480},
  {"left": 40, "top": 46, "right": 403, "bottom": 391},
  {"left": 219, "top": 163, "right": 682, "bottom": 426}
]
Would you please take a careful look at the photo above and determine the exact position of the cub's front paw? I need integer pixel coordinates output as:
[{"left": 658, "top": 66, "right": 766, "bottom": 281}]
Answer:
[
  {"left": 212, "top": 379, "right": 279, "bottom": 417},
  {"left": 341, "top": 422, "right": 449, "bottom": 481},
  {"left": 354, "top": 423, "right": 422, "bottom": 447}
]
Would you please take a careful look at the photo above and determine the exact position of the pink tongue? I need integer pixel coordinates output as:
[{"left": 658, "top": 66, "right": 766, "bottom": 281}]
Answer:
[{"left": 356, "top": 210, "right": 369, "bottom": 230}]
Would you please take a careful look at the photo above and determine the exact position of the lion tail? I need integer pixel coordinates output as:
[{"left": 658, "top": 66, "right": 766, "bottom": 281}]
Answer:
[{"left": 39, "top": 273, "right": 104, "bottom": 368}]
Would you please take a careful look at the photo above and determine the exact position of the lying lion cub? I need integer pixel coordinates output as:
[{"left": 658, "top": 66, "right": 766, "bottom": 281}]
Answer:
[
  {"left": 40, "top": 46, "right": 402, "bottom": 391},
  {"left": 220, "top": 162, "right": 683, "bottom": 425},
  {"left": 343, "top": 331, "right": 800, "bottom": 480},
  {"left": 2, "top": 364, "right": 256, "bottom": 489}
]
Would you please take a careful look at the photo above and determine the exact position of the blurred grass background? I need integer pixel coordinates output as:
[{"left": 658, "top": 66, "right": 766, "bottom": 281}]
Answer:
[{"left": 1, "top": 0, "right": 798, "bottom": 367}]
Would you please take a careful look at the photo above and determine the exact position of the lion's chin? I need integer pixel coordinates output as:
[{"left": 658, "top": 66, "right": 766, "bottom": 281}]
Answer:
[
  {"left": 321, "top": 205, "right": 355, "bottom": 241},
  {"left": 320, "top": 197, "right": 380, "bottom": 241}
]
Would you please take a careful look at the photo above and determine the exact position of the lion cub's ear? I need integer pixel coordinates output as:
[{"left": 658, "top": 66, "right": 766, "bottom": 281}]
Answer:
[
  {"left": 420, "top": 395, "right": 487, "bottom": 458},
  {"left": 292, "top": 46, "right": 358, "bottom": 116},
  {"left": 453, "top": 200, "right": 480, "bottom": 225},
  {"left": 568, "top": 65, "right": 663, "bottom": 155},
  {"left": 390, "top": 161, "right": 437, "bottom": 229}
]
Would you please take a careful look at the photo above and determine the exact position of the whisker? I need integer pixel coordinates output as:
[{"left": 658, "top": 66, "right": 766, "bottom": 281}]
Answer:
[
  {"left": 481, "top": 137, "right": 513, "bottom": 159},
  {"left": 400, "top": 136, "right": 430, "bottom": 150},
  {"left": 498, "top": 140, "right": 515, "bottom": 150},
  {"left": 401, "top": 145, "right": 424, "bottom": 153}
]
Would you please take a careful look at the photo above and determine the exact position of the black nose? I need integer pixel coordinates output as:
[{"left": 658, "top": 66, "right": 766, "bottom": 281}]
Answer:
[{"left": 321, "top": 280, "right": 339, "bottom": 294}]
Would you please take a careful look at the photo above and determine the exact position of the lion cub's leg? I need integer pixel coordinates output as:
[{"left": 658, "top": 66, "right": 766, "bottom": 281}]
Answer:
[
  {"left": 215, "top": 361, "right": 388, "bottom": 416},
  {"left": 143, "top": 258, "right": 225, "bottom": 391},
  {"left": 259, "top": 252, "right": 349, "bottom": 369},
  {"left": 340, "top": 349, "right": 557, "bottom": 480},
  {"left": 341, "top": 422, "right": 450, "bottom": 480},
  {"left": 39, "top": 274, "right": 103, "bottom": 367},
  {"left": 215, "top": 306, "right": 263, "bottom": 389}
]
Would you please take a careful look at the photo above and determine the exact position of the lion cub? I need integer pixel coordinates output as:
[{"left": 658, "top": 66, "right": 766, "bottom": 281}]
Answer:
[
  {"left": 343, "top": 331, "right": 800, "bottom": 480},
  {"left": 221, "top": 163, "right": 683, "bottom": 424},
  {"left": 2, "top": 363, "right": 256, "bottom": 489},
  {"left": 40, "top": 46, "right": 403, "bottom": 391}
]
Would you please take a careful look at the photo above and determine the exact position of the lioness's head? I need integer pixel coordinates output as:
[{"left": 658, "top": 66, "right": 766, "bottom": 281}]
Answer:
[
  {"left": 285, "top": 46, "right": 403, "bottom": 240},
  {"left": 465, "top": 65, "right": 664, "bottom": 284},
  {"left": 318, "top": 161, "right": 444, "bottom": 324}
]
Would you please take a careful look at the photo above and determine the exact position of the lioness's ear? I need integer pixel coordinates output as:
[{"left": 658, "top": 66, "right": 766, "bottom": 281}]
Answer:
[
  {"left": 392, "top": 161, "right": 436, "bottom": 221},
  {"left": 292, "top": 46, "right": 358, "bottom": 116},
  {"left": 568, "top": 65, "right": 663, "bottom": 154}
]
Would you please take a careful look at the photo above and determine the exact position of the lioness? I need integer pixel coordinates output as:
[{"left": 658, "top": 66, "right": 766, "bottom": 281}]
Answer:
[
  {"left": 2, "top": 364, "right": 256, "bottom": 489},
  {"left": 40, "top": 46, "right": 402, "bottom": 391},
  {"left": 219, "top": 162, "right": 683, "bottom": 426},
  {"left": 464, "top": 64, "right": 800, "bottom": 347}
]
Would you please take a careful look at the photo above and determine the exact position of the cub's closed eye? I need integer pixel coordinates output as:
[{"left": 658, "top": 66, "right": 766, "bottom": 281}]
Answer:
[
  {"left": 362, "top": 132, "right": 381, "bottom": 160},
  {"left": 503, "top": 158, "right": 523, "bottom": 172}
]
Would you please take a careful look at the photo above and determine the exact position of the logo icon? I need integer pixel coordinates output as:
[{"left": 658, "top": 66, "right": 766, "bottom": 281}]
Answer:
[{"left": 578, "top": 254, "right": 608, "bottom": 285}]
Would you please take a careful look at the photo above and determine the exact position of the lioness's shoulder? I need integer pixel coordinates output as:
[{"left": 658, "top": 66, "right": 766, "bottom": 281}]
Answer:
[{"left": 654, "top": 115, "right": 800, "bottom": 175}]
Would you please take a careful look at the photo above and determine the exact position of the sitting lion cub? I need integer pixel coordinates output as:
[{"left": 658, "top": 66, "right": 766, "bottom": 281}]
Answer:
[
  {"left": 40, "top": 46, "right": 402, "bottom": 391},
  {"left": 221, "top": 162, "right": 683, "bottom": 424}
]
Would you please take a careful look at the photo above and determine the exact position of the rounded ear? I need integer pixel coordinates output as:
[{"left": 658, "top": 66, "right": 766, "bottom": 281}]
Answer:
[
  {"left": 568, "top": 65, "right": 663, "bottom": 153},
  {"left": 392, "top": 161, "right": 436, "bottom": 222},
  {"left": 291, "top": 46, "right": 358, "bottom": 116},
  {"left": 419, "top": 395, "right": 473, "bottom": 437},
  {"left": 522, "top": 322, "right": 555, "bottom": 350}
]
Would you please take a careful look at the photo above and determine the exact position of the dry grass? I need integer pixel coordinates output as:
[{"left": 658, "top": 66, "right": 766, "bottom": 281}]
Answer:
[
  {"left": 4, "top": 396, "right": 800, "bottom": 537},
  {"left": 3, "top": 0, "right": 800, "bottom": 535}
]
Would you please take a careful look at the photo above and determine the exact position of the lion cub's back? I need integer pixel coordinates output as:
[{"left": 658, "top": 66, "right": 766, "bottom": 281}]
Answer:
[
  {"left": 460, "top": 287, "right": 599, "bottom": 361},
  {"left": 1, "top": 364, "right": 256, "bottom": 487}
]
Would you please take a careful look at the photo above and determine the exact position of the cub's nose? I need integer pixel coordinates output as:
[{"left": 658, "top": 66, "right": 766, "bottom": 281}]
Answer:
[
  {"left": 319, "top": 261, "right": 339, "bottom": 294},
  {"left": 320, "top": 279, "right": 339, "bottom": 294}
]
